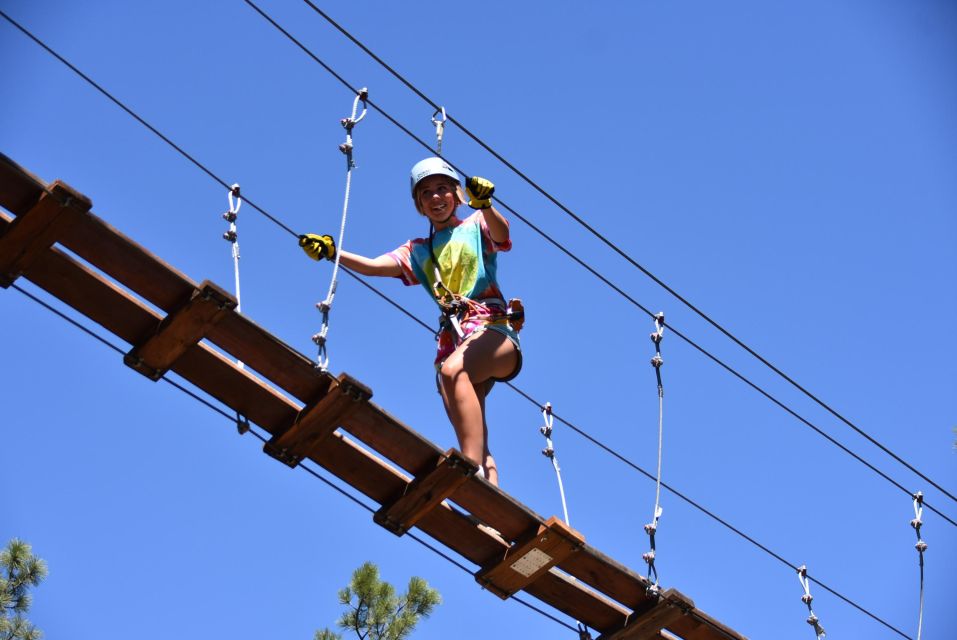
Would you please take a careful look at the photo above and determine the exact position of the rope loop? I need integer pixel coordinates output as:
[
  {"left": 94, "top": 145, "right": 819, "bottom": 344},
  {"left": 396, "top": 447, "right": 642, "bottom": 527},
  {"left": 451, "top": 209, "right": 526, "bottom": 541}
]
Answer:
[
  {"left": 797, "top": 565, "right": 826, "bottom": 639},
  {"left": 911, "top": 491, "right": 926, "bottom": 640},
  {"left": 221, "top": 182, "right": 244, "bottom": 369},
  {"left": 432, "top": 106, "right": 447, "bottom": 155},
  {"left": 538, "top": 401, "right": 571, "bottom": 526},
  {"left": 643, "top": 311, "right": 666, "bottom": 593}
]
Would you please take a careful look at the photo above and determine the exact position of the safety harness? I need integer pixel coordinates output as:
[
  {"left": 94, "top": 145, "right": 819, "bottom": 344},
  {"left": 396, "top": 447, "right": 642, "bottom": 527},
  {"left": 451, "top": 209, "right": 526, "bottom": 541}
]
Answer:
[{"left": 427, "top": 220, "right": 524, "bottom": 347}]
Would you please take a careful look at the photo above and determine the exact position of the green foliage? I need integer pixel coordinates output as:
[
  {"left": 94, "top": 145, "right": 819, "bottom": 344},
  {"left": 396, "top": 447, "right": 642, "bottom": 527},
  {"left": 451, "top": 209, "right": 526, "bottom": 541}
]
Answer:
[
  {"left": 0, "top": 539, "right": 48, "bottom": 640},
  {"left": 314, "top": 562, "right": 441, "bottom": 640}
]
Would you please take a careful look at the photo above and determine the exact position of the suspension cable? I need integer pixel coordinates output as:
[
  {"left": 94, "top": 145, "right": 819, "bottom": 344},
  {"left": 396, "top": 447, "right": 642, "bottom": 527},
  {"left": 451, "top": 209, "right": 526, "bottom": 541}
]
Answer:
[
  {"left": 0, "top": 13, "right": 929, "bottom": 636},
  {"left": 292, "top": 0, "right": 957, "bottom": 508},
  {"left": 312, "top": 88, "right": 368, "bottom": 371},
  {"left": 229, "top": 1, "right": 957, "bottom": 526}
]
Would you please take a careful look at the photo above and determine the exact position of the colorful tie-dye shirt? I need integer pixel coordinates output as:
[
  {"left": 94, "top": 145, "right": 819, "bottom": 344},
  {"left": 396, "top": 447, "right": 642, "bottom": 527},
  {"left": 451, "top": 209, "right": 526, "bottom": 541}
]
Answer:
[{"left": 388, "top": 211, "right": 518, "bottom": 364}]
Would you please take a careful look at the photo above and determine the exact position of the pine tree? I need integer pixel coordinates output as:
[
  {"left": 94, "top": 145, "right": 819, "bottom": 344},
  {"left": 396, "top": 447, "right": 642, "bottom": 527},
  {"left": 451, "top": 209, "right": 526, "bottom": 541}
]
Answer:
[
  {"left": 0, "top": 539, "right": 48, "bottom": 640},
  {"left": 315, "top": 562, "right": 441, "bottom": 640}
]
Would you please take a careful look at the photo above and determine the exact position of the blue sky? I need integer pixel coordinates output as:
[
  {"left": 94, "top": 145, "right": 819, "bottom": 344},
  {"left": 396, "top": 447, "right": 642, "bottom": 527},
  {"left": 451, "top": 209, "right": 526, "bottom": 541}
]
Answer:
[{"left": 1, "top": 1, "right": 955, "bottom": 638}]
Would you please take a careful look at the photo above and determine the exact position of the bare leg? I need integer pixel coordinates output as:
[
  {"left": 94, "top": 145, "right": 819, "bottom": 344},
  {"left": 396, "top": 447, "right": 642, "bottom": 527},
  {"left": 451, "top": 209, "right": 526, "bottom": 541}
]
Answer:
[{"left": 438, "top": 330, "right": 517, "bottom": 487}]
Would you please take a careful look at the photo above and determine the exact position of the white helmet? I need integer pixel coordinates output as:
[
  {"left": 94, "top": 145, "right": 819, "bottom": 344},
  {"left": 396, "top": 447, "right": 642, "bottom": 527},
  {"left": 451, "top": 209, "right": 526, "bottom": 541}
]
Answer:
[{"left": 409, "top": 157, "right": 460, "bottom": 196}]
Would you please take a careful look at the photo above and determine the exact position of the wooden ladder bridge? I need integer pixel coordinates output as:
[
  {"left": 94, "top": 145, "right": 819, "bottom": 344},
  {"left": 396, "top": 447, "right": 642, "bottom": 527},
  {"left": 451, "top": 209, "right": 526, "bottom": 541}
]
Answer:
[{"left": 0, "top": 153, "right": 746, "bottom": 640}]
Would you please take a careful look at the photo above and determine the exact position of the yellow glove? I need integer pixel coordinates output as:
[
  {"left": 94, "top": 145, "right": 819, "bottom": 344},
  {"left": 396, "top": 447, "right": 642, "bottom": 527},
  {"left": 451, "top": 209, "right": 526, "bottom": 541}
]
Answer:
[
  {"left": 298, "top": 234, "right": 337, "bottom": 261},
  {"left": 466, "top": 176, "right": 495, "bottom": 209}
]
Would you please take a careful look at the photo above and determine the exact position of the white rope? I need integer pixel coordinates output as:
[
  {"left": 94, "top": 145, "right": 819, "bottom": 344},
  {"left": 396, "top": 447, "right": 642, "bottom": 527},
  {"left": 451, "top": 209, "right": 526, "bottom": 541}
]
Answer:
[
  {"left": 222, "top": 183, "right": 243, "bottom": 370},
  {"left": 797, "top": 565, "right": 826, "bottom": 639},
  {"left": 312, "top": 88, "right": 368, "bottom": 371},
  {"left": 911, "top": 491, "right": 927, "bottom": 640},
  {"left": 432, "top": 106, "right": 446, "bottom": 155},
  {"left": 643, "top": 312, "right": 665, "bottom": 594},
  {"left": 539, "top": 402, "right": 571, "bottom": 526}
]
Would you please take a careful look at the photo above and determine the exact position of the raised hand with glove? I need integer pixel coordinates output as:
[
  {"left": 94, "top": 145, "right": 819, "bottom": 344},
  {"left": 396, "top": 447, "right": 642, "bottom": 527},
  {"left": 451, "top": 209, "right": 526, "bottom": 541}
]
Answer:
[
  {"left": 299, "top": 233, "right": 337, "bottom": 261},
  {"left": 465, "top": 176, "right": 495, "bottom": 210}
]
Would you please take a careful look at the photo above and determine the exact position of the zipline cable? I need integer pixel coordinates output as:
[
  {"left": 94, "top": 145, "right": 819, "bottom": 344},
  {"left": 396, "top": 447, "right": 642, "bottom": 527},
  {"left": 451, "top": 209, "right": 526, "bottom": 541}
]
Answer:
[
  {"left": 2, "top": 5, "right": 947, "bottom": 530},
  {"left": 0, "top": 14, "right": 926, "bottom": 636},
  {"left": 234, "top": 1, "right": 957, "bottom": 524},
  {"left": 295, "top": 0, "right": 957, "bottom": 508},
  {"left": 7, "top": 280, "right": 913, "bottom": 639},
  {"left": 5, "top": 282, "right": 577, "bottom": 636}
]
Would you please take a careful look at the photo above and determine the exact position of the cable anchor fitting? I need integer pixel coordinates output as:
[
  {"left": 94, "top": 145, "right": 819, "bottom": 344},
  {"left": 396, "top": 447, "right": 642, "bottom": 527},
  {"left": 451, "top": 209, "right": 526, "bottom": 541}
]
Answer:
[
  {"left": 797, "top": 565, "right": 826, "bottom": 639},
  {"left": 432, "top": 106, "right": 447, "bottom": 155}
]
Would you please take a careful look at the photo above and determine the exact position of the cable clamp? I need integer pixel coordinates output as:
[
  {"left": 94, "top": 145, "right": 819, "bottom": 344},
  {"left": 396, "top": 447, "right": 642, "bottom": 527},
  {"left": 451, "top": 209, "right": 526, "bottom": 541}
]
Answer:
[
  {"left": 312, "top": 333, "right": 327, "bottom": 346},
  {"left": 236, "top": 413, "right": 250, "bottom": 436},
  {"left": 432, "top": 106, "right": 447, "bottom": 155},
  {"left": 316, "top": 301, "right": 332, "bottom": 314},
  {"left": 541, "top": 446, "right": 554, "bottom": 459},
  {"left": 650, "top": 354, "right": 663, "bottom": 368},
  {"left": 643, "top": 522, "right": 657, "bottom": 535},
  {"left": 576, "top": 622, "right": 592, "bottom": 640},
  {"left": 222, "top": 230, "right": 237, "bottom": 243}
]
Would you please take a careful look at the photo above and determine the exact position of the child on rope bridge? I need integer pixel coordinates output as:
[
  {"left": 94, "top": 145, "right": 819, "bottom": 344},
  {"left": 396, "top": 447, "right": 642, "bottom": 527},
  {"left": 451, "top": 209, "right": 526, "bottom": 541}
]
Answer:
[{"left": 299, "top": 157, "right": 522, "bottom": 486}]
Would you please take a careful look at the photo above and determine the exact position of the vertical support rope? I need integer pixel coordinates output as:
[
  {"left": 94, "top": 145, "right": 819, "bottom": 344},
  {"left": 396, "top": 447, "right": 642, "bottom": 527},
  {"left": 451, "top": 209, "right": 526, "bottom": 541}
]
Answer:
[
  {"left": 798, "top": 565, "right": 826, "bottom": 639},
  {"left": 539, "top": 402, "right": 571, "bottom": 526},
  {"left": 537, "top": 404, "right": 591, "bottom": 640},
  {"left": 312, "top": 87, "right": 368, "bottom": 371},
  {"left": 643, "top": 312, "right": 665, "bottom": 594},
  {"left": 911, "top": 491, "right": 927, "bottom": 640},
  {"left": 222, "top": 183, "right": 249, "bottom": 435}
]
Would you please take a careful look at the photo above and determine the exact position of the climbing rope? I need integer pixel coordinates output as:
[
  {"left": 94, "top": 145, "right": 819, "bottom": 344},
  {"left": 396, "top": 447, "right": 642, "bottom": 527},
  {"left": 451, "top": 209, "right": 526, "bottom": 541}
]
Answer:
[
  {"left": 911, "top": 491, "right": 927, "bottom": 640},
  {"left": 312, "top": 87, "right": 368, "bottom": 371},
  {"left": 540, "top": 402, "right": 571, "bottom": 526},
  {"left": 797, "top": 565, "right": 826, "bottom": 639},
  {"left": 642, "top": 312, "right": 665, "bottom": 594},
  {"left": 222, "top": 183, "right": 243, "bottom": 353},
  {"left": 221, "top": 182, "right": 251, "bottom": 434},
  {"left": 432, "top": 106, "right": 446, "bottom": 155}
]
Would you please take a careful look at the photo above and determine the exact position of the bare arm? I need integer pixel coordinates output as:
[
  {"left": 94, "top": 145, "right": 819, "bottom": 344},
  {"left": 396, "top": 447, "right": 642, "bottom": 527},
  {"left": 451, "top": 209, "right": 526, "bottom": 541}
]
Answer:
[
  {"left": 481, "top": 205, "right": 510, "bottom": 245},
  {"left": 337, "top": 249, "right": 402, "bottom": 277}
]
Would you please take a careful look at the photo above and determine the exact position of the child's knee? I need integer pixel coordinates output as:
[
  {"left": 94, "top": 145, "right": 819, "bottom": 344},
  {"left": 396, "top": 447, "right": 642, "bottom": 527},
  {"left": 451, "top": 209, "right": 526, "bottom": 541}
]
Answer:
[{"left": 438, "top": 358, "right": 466, "bottom": 386}]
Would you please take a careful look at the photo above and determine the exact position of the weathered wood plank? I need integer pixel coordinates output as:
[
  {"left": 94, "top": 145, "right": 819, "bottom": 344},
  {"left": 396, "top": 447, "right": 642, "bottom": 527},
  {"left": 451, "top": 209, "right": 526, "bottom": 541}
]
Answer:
[
  {"left": 476, "top": 516, "right": 585, "bottom": 599},
  {"left": 264, "top": 373, "right": 372, "bottom": 467},
  {"left": 374, "top": 449, "right": 476, "bottom": 536},
  {"left": 599, "top": 590, "right": 693, "bottom": 640},
  {"left": 126, "top": 280, "right": 236, "bottom": 380},
  {"left": 0, "top": 181, "right": 90, "bottom": 287}
]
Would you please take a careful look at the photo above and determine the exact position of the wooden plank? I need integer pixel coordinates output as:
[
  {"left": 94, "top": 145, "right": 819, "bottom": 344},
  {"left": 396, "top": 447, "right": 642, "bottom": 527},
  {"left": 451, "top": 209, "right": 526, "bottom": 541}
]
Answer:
[
  {"left": 298, "top": 433, "right": 631, "bottom": 632},
  {"left": 264, "top": 373, "right": 372, "bottom": 467},
  {"left": 0, "top": 181, "right": 91, "bottom": 287},
  {"left": 206, "top": 312, "right": 333, "bottom": 404},
  {"left": 665, "top": 610, "right": 748, "bottom": 640},
  {"left": 476, "top": 516, "right": 585, "bottom": 599},
  {"left": 562, "top": 543, "right": 658, "bottom": 610},
  {"left": 374, "top": 449, "right": 476, "bottom": 536},
  {"left": 0, "top": 156, "right": 333, "bottom": 407},
  {"left": 1, "top": 211, "right": 301, "bottom": 436},
  {"left": 0, "top": 152, "right": 48, "bottom": 218},
  {"left": 523, "top": 567, "right": 630, "bottom": 632},
  {"left": 1, "top": 160, "right": 746, "bottom": 639},
  {"left": 125, "top": 280, "right": 237, "bottom": 380},
  {"left": 599, "top": 590, "right": 693, "bottom": 640}
]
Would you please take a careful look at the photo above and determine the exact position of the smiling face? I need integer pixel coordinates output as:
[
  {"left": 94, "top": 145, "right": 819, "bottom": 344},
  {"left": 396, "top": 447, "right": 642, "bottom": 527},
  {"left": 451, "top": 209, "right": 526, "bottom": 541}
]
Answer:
[{"left": 414, "top": 175, "right": 462, "bottom": 226}]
